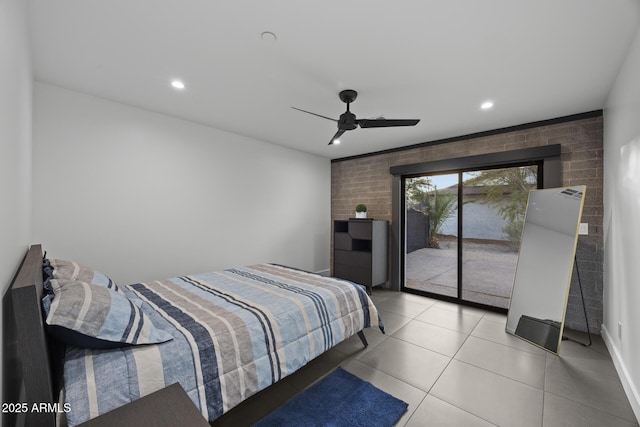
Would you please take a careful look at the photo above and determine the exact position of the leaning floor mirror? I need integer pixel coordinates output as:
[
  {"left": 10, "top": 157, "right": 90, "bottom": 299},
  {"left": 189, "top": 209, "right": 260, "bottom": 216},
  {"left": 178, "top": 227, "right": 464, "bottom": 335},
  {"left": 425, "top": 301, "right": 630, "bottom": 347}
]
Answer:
[{"left": 506, "top": 186, "right": 586, "bottom": 353}]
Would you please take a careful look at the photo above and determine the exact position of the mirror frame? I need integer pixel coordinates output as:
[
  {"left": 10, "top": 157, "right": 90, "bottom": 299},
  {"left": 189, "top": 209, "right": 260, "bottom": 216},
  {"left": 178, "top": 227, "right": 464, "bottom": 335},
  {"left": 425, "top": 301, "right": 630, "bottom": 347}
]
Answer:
[{"left": 506, "top": 185, "right": 586, "bottom": 353}]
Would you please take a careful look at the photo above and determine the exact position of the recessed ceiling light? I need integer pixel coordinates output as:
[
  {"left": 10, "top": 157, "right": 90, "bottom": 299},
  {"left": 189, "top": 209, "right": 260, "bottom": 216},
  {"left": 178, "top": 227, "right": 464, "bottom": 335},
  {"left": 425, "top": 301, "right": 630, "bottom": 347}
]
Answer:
[
  {"left": 171, "top": 80, "right": 185, "bottom": 90},
  {"left": 261, "top": 31, "right": 277, "bottom": 42},
  {"left": 333, "top": 139, "right": 341, "bottom": 145},
  {"left": 481, "top": 101, "right": 494, "bottom": 110}
]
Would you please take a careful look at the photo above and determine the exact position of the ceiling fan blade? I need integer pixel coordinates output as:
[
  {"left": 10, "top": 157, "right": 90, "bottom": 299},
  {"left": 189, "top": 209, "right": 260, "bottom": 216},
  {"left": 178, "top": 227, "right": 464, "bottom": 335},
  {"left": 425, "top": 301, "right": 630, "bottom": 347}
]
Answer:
[
  {"left": 291, "top": 107, "right": 338, "bottom": 122},
  {"left": 328, "top": 129, "right": 345, "bottom": 145},
  {"left": 357, "top": 118, "right": 420, "bottom": 128}
]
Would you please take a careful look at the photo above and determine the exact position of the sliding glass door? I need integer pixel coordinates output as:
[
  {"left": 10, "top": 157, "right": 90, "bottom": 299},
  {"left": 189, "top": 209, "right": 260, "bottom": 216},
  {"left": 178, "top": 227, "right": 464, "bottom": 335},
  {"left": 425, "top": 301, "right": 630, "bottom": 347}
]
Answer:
[
  {"left": 405, "top": 173, "right": 459, "bottom": 298},
  {"left": 403, "top": 164, "right": 538, "bottom": 310}
]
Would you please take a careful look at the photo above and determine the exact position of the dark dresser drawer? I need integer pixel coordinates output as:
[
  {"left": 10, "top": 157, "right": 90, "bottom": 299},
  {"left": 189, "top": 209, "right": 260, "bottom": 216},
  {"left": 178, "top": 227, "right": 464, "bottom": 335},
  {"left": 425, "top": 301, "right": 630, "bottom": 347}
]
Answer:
[
  {"left": 334, "top": 232, "right": 352, "bottom": 251},
  {"left": 334, "top": 250, "right": 372, "bottom": 286},
  {"left": 348, "top": 221, "right": 372, "bottom": 240},
  {"left": 334, "top": 263, "right": 371, "bottom": 286},
  {"left": 334, "top": 249, "right": 372, "bottom": 269}
]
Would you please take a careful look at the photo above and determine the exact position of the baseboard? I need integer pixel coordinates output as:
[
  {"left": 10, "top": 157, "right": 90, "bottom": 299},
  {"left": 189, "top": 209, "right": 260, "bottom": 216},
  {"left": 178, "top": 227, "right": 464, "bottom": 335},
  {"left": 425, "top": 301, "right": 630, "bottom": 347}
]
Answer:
[
  {"left": 314, "top": 269, "right": 330, "bottom": 277},
  {"left": 601, "top": 324, "right": 640, "bottom": 422}
]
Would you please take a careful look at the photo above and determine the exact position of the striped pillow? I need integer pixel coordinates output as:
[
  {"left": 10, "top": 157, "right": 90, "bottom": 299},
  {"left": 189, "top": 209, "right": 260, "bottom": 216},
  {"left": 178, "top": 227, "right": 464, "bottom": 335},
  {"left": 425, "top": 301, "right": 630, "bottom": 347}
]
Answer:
[
  {"left": 46, "top": 279, "right": 173, "bottom": 349},
  {"left": 50, "top": 259, "right": 122, "bottom": 293}
]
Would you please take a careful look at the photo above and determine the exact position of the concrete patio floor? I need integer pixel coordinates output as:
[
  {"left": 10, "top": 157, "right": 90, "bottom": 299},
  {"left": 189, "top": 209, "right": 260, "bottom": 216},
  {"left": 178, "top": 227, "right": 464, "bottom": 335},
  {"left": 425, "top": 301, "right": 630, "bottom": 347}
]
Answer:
[{"left": 405, "top": 239, "right": 519, "bottom": 309}]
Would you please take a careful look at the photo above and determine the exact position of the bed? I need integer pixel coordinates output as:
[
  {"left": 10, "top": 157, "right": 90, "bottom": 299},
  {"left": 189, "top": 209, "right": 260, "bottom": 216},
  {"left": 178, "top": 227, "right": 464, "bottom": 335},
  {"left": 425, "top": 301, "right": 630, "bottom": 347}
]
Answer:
[{"left": 6, "top": 245, "right": 383, "bottom": 426}]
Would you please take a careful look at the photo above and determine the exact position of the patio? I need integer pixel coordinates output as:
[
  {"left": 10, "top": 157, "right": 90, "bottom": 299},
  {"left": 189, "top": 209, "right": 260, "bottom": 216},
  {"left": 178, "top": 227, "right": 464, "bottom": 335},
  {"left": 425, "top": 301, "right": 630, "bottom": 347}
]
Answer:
[{"left": 405, "top": 238, "right": 519, "bottom": 309}]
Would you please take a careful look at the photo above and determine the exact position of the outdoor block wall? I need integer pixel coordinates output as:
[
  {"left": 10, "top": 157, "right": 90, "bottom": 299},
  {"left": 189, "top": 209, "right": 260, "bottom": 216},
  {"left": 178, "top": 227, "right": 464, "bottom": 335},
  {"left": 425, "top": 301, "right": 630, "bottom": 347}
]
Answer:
[{"left": 331, "top": 113, "right": 603, "bottom": 334}]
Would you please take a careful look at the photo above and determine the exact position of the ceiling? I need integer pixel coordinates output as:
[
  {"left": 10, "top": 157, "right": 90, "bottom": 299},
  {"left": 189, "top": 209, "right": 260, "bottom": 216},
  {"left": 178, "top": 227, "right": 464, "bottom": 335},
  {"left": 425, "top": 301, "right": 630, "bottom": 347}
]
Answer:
[{"left": 28, "top": 1, "right": 640, "bottom": 160}]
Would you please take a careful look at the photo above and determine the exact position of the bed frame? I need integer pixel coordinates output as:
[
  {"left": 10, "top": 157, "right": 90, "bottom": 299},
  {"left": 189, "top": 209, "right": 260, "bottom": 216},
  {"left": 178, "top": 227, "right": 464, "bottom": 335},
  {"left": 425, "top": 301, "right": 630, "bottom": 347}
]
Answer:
[{"left": 4, "top": 244, "right": 61, "bottom": 427}]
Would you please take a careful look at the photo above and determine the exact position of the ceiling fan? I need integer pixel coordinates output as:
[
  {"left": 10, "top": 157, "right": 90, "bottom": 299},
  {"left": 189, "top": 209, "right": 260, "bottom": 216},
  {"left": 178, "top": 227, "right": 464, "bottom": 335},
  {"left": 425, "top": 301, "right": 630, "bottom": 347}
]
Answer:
[{"left": 292, "top": 89, "right": 420, "bottom": 145}]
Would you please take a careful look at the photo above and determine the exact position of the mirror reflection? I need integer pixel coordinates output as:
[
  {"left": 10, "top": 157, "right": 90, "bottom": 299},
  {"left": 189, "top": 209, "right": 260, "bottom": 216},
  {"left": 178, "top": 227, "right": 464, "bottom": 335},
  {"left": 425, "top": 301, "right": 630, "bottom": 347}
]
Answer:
[{"left": 506, "top": 186, "right": 586, "bottom": 353}]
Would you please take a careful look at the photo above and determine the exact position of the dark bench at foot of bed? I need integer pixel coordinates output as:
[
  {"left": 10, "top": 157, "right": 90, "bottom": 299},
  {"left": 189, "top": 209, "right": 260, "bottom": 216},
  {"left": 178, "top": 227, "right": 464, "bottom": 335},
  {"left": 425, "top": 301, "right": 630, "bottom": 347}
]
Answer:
[{"left": 78, "top": 383, "right": 208, "bottom": 427}]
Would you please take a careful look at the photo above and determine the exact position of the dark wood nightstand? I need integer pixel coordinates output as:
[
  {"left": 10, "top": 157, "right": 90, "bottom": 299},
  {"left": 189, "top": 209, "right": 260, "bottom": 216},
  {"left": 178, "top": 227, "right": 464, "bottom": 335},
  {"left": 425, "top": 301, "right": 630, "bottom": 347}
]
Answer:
[{"left": 78, "top": 383, "right": 209, "bottom": 427}]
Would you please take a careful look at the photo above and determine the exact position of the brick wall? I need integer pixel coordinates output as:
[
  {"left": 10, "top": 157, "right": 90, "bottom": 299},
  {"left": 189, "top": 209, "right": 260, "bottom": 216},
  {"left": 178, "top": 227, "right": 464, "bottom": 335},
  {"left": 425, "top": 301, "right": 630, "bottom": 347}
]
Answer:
[{"left": 331, "top": 114, "right": 603, "bottom": 334}]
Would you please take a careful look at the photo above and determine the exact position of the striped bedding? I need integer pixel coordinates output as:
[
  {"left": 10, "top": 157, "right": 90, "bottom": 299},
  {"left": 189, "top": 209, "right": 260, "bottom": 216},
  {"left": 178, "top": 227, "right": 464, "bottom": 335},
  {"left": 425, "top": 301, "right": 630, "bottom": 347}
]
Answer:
[{"left": 62, "top": 264, "right": 382, "bottom": 426}]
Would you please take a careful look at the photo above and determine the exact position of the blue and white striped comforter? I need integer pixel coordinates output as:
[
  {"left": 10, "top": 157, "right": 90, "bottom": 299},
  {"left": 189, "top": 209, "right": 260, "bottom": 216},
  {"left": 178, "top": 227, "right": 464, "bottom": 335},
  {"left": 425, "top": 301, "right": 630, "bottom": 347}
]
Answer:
[{"left": 62, "top": 264, "right": 382, "bottom": 426}]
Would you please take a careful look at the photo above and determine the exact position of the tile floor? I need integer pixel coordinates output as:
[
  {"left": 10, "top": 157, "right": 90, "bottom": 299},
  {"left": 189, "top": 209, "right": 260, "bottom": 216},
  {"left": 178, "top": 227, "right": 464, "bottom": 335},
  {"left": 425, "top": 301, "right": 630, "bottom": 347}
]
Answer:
[{"left": 212, "top": 290, "right": 638, "bottom": 426}]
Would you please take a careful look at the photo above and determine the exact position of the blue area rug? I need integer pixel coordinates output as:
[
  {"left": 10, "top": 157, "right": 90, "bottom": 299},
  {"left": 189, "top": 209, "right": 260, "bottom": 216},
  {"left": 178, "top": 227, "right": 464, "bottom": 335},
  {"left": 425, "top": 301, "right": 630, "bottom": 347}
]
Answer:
[{"left": 253, "top": 367, "right": 408, "bottom": 427}]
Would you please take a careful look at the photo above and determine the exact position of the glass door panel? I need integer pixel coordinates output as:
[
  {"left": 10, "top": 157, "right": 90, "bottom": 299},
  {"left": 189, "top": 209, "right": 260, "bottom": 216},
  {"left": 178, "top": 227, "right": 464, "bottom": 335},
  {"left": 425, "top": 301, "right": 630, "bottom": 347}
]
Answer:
[
  {"left": 460, "top": 166, "right": 537, "bottom": 308},
  {"left": 404, "top": 173, "right": 459, "bottom": 298}
]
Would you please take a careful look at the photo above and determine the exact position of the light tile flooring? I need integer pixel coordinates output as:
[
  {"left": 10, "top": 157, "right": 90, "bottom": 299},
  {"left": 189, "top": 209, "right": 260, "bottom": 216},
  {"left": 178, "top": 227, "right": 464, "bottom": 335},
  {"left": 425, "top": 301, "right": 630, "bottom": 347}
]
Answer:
[{"left": 212, "top": 290, "right": 638, "bottom": 426}]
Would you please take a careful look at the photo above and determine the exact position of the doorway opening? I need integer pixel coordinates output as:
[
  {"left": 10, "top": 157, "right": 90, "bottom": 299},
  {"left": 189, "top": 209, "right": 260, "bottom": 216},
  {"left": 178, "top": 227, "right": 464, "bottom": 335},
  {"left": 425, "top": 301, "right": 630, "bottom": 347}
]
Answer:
[{"left": 403, "top": 163, "right": 540, "bottom": 310}]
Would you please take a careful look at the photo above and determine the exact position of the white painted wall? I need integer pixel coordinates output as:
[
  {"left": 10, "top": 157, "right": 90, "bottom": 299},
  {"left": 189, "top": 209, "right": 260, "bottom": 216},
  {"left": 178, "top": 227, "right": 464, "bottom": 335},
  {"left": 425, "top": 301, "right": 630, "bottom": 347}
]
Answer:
[
  {"left": 32, "top": 83, "right": 331, "bottom": 285},
  {"left": 0, "top": 0, "right": 32, "bottom": 418},
  {"left": 603, "top": 24, "right": 640, "bottom": 421}
]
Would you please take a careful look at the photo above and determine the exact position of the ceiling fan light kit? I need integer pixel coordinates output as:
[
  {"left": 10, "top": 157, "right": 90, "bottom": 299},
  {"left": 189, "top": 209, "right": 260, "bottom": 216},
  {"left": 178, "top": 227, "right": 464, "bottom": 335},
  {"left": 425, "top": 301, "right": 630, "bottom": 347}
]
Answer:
[{"left": 292, "top": 89, "right": 420, "bottom": 145}]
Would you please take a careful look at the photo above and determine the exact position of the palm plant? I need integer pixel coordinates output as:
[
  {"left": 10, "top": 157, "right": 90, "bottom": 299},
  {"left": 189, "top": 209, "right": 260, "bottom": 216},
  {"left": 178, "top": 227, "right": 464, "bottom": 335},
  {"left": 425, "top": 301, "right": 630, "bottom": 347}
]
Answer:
[
  {"left": 406, "top": 178, "right": 458, "bottom": 248},
  {"left": 426, "top": 190, "right": 457, "bottom": 248},
  {"left": 463, "top": 166, "right": 536, "bottom": 242}
]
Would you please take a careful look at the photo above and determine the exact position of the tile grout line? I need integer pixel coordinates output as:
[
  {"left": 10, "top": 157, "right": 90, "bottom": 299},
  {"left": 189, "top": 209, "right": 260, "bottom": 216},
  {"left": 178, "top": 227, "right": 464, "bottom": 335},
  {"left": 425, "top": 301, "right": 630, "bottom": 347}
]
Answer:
[{"left": 417, "top": 315, "right": 499, "bottom": 426}]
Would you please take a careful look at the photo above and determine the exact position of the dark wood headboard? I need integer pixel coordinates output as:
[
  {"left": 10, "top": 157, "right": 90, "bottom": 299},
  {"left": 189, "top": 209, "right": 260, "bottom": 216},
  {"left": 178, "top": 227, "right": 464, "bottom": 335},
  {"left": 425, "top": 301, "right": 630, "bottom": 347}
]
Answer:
[{"left": 3, "top": 245, "right": 61, "bottom": 427}]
